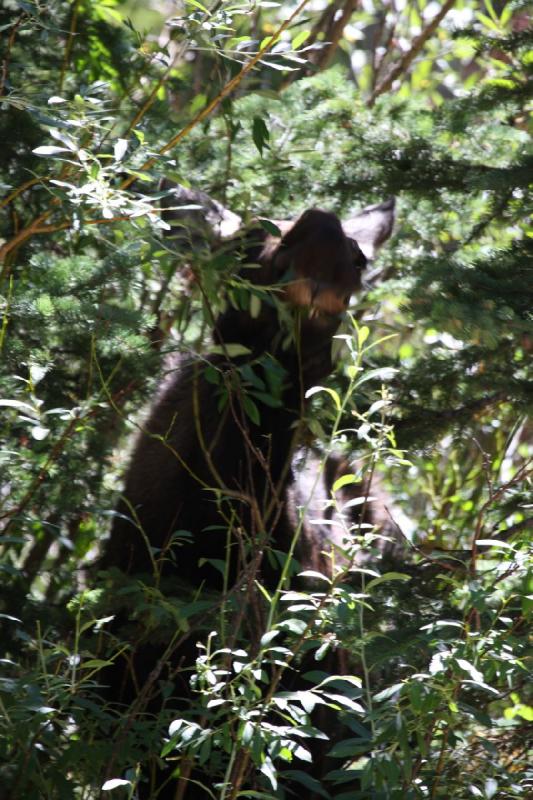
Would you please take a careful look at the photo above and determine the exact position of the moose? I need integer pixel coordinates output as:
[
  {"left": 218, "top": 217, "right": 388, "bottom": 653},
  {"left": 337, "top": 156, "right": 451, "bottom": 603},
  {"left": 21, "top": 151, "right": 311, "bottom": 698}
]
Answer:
[{"left": 99, "top": 187, "right": 395, "bottom": 798}]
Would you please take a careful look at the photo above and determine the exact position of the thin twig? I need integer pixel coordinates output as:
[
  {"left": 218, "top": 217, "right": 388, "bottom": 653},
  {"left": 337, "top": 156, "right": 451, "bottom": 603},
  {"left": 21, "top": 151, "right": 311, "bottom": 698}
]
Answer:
[
  {"left": 0, "top": 176, "right": 49, "bottom": 210},
  {"left": 58, "top": 0, "right": 80, "bottom": 92},
  {"left": 0, "top": 209, "right": 52, "bottom": 276},
  {"left": 0, "top": 415, "right": 79, "bottom": 532},
  {"left": 311, "top": 0, "right": 360, "bottom": 71},
  {"left": 283, "top": 0, "right": 359, "bottom": 87},
  {"left": 0, "top": 14, "right": 24, "bottom": 97},
  {"left": 367, "top": 0, "right": 457, "bottom": 107},
  {"left": 470, "top": 460, "right": 531, "bottom": 576},
  {"left": 124, "top": 43, "right": 187, "bottom": 135},
  {"left": 372, "top": 12, "right": 398, "bottom": 91}
]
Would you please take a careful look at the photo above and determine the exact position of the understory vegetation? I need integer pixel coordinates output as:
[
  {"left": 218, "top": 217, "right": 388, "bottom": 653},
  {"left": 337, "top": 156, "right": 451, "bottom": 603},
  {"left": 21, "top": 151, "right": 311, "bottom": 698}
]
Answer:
[{"left": 0, "top": 1, "right": 531, "bottom": 798}]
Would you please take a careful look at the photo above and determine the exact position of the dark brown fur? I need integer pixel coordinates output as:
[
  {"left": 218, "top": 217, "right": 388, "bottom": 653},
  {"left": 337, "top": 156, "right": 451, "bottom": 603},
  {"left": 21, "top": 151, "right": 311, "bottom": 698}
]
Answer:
[
  {"left": 102, "top": 210, "right": 366, "bottom": 589},
  {"left": 99, "top": 202, "right": 393, "bottom": 798}
]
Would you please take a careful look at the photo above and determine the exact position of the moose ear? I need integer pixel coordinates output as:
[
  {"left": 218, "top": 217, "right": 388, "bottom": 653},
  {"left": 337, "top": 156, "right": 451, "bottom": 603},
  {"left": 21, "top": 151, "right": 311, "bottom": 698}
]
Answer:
[
  {"left": 159, "top": 179, "right": 243, "bottom": 248},
  {"left": 342, "top": 197, "right": 395, "bottom": 261}
]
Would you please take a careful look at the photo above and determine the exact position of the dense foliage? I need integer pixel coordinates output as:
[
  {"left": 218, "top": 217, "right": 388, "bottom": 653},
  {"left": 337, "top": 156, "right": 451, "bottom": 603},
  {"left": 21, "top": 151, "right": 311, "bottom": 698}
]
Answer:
[{"left": 0, "top": 1, "right": 531, "bottom": 799}]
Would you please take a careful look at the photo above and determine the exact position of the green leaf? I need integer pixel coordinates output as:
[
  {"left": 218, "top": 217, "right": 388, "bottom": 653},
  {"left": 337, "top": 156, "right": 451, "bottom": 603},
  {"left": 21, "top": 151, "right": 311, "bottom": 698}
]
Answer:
[
  {"left": 258, "top": 218, "right": 282, "bottom": 237},
  {"left": 210, "top": 344, "right": 251, "bottom": 357},
  {"left": 332, "top": 473, "right": 358, "bottom": 492},
  {"left": 0, "top": 614, "right": 22, "bottom": 623},
  {"left": 31, "top": 425, "right": 50, "bottom": 440},
  {"left": 328, "top": 737, "right": 370, "bottom": 757},
  {"left": 315, "top": 674, "right": 362, "bottom": 689},
  {"left": 500, "top": 4, "right": 512, "bottom": 26},
  {"left": 252, "top": 115, "right": 270, "bottom": 156},
  {"left": 283, "top": 770, "right": 330, "bottom": 798},
  {"left": 367, "top": 399, "right": 391, "bottom": 416},
  {"left": 102, "top": 779, "right": 132, "bottom": 791},
  {"left": 185, "top": 0, "right": 209, "bottom": 12},
  {"left": 255, "top": 582, "right": 272, "bottom": 603},
  {"left": 241, "top": 720, "right": 254, "bottom": 745},
  {"left": 250, "top": 293, "right": 262, "bottom": 318},
  {"left": 280, "top": 618, "right": 307, "bottom": 635},
  {"left": 366, "top": 572, "right": 411, "bottom": 591},
  {"left": 0, "top": 399, "right": 38, "bottom": 414},
  {"left": 260, "top": 35, "right": 278, "bottom": 50},
  {"left": 358, "top": 325, "right": 370, "bottom": 348},
  {"left": 373, "top": 682, "right": 404, "bottom": 702},
  {"left": 259, "top": 756, "right": 277, "bottom": 790},
  {"left": 253, "top": 391, "right": 282, "bottom": 408},
  {"left": 243, "top": 395, "right": 260, "bottom": 425},
  {"left": 341, "top": 495, "right": 376, "bottom": 509},
  {"left": 504, "top": 703, "right": 533, "bottom": 722},
  {"left": 298, "top": 690, "right": 319, "bottom": 712},
  {"left": 260, "top": 629, "right": 280, "bottom": 647},
  {"left": 455, "top": 658, "right": 484, "bottom": 684},
  {"left": 82, "top": 659, "right": 114, "bottom": 668},
  {"left": 113, "top": 138, "right": 128, "bottom": 161},
  {"left": 355, "top": 367, "right": 398, "bottom": 387},
  {"left": 33, "top": 145, "right": 70, "bottom": 155},
  {"left": 475, "top": 11, "right": 499, "bottom": 31},
  {"left": 346, "top": 365, "right": 362, "bottom": 379},
  {"left": 322, "top": 693, "right": 364, "bottom": 713},
  {"left": 476, "top": 538, "right": 514, "bottom": 549},
  {"left": 298, "top": 569, "right": 331, "bottom": 583},
  {"left": 292, "top": 30, "right": 311, "bottom": 50},
  {"left": 484, "top": 0, "right": 498, "bottom": 23},
  {"left": 305, "top": 386, "right": 341, "bottom": 410}
]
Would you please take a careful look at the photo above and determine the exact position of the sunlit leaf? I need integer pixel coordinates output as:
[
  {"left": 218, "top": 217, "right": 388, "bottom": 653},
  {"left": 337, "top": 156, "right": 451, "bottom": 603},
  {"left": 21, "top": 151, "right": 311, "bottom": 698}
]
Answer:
[
  {"left": 292, "top": 29, "right": 310, "bottom": 50},
  {"left": 332, "top": 473, "right": 358, "bottom": 492},
  {"left": 102, "top": 779, "right": 132, "bottom": 791},
  {"left": 33, "top": 145, "right": 70, "bottom": 155},
  {"left": 114, "top": 138, "right": 128, "bottom": 161},
  {"left": 305, "top": 386, "right": 341, "bottom": 410}
]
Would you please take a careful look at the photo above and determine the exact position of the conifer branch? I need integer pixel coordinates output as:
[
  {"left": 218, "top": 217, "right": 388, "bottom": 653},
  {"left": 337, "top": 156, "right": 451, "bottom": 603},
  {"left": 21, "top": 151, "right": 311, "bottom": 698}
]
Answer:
[
  {"left": 122, "top": 0, "right": 314, "bottom": 186},
  {"left": 0, "top": 0, "right": 313, "bottom": 262}
]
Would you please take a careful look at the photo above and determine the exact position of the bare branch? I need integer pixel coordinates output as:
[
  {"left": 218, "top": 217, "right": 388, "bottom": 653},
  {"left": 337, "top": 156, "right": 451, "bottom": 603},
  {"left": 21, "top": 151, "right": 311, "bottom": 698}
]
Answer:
[
  {"left": 367, "top": 0, "right": 457, "bottom": 107},
  {"left": 0, "top": 13, "right": 24, "bottom": 97},
  {"left": 311, "top": 0, "right": 360, "bottom": 71}
]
